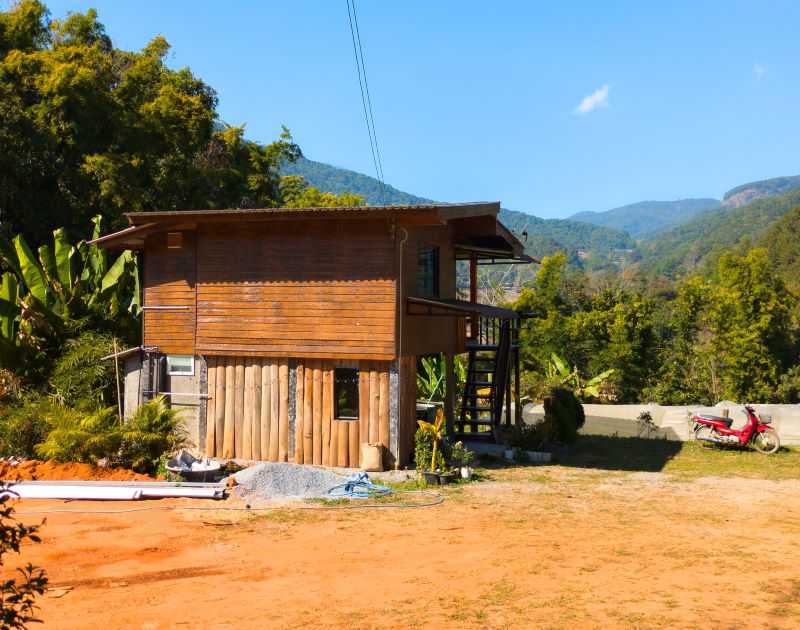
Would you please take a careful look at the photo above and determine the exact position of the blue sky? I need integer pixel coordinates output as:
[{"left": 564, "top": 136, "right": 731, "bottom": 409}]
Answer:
[{"left": 41, "top": 0, "right": 800, "bottom": 218}]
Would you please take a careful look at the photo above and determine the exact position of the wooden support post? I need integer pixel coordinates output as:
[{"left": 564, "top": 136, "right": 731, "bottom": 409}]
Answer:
[
  {"left": 358, "top": 364, "right": 369, "bottom": 466},
  {"left": 444, "top": 352, "right": 455, "bottom": 438},
  {"left": 251, "top": 360, "right": 262, "bottom": 461},
  {"left": 312, "top": 366, "right": 322, "bottom": 465},
  {"left": 205, "top": 357, "right": 216, "bottom": 456},
  {"left": 322, "top": 367, "right": 331, "bottom": 467},
  {"left": 222, "top": 360, "right": 235, "bottom": 459},
  {"left": 234, "top": 360, "right": 245, "bottom": 458},
  {"left": 260, "top": 360, "right": 271, "bottom": 460},
  {"left": 268, "top": 362, "right": 279, "bottom": 461},
  {"left": 242, "top": 358, "right": 253, "bottom": 460},
  {"left": 214, "top": 358, "right": 225, "bottom": 456},
  {"left": 294, "top": 364, "right": 304, "bottom": 464},
  {"left": 303, "top": 363, "right": 313, "bottom": 464},
  {"left": 369, "top": 367, "right": 379, "bottom": 444},
  {"left": 469, "top": 254, "right": 478, "bottom": 340}
]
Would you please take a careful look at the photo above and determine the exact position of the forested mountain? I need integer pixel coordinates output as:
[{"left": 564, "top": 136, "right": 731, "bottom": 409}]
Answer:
[
  {"left": 722, "top": 175, "right": 800, "bottom": 208},
  {"left": 635, "top": 189, "right": 800, "bottom": 277},
  {"left": 283, "top": 156, "right": 432, "bottom": 206},
  {"left": 569, "top": 198, "right": 720, "bottom": 239},
  {"left": 758, "top": 204, "right": 800, "bottom": 292}
]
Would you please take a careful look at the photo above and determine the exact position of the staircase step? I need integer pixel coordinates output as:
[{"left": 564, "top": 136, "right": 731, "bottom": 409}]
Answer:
[
  {"left": 461, "top": 405, "right": 493, "bottom": 412},
  {"left": 471, "top": 368, "right": 495, "bottom": 374},
  {"left": 468, "top": 344, "right": 500, "bottom": 351},
  {"left": 454, "top": 431, "right": 495, "bottom": 441},
  {"left": 463, "top": 392, "right": 494, "bottom": 398},
  {"left": 468, "top": 380, "right": 493, "bottom": 387},
  {"left": 455, "top": 419, "right": 494, "bottom": 426}
]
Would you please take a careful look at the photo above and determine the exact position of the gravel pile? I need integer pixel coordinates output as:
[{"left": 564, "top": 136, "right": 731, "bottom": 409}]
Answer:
[{"left": 231, "top": 462, "right": 345, "bottom": 502}]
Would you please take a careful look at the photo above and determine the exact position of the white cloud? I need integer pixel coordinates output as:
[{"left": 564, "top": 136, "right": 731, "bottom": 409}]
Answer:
[
  {"left": 753, "top": 62, "right": 765, "bottom": 81},
  {"left": 574, "top": 84, "right": 610, "bottom": 114}
]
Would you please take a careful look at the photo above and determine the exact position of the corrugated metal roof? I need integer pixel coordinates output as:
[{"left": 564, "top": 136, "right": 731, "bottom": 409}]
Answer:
[{"left": 125, "top": 202, "right": 500, "bottom": 225}]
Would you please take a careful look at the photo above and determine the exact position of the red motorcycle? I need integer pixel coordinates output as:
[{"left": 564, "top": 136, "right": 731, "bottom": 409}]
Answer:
[{"left": 692, "top": 405, "right": 780, "bottom": 453}]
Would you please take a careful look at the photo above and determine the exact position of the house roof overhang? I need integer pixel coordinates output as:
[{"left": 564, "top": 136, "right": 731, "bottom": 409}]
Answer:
[{"left": 407, "top": 296, "right": 519, "bottom": 320}]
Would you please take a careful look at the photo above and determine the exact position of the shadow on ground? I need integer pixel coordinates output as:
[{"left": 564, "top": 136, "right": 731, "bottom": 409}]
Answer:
[{"left": 562, "top": 434, "right": 684, "bottom": 472}]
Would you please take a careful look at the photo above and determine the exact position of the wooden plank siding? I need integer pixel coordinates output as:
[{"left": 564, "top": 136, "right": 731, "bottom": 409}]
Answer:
[
  {"left": 397, "top": 224, "right": 462, "bottom": 357},
  {"left": 204, "top": 357, "right": 393, "bottom": 467},
  {"left": 194, "top": 220, "right": 396, "bottom": 360},
  {"left": 142, "top": 230, "right": 196, "bottom": 354}
]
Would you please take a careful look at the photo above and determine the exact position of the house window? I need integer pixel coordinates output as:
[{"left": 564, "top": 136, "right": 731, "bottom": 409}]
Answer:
[
  {"left": 167, "top": 232, "right": 183, "bottom": 249},
  {"left": 166, "top": 355, "right": 194, "bottom": 376},
  {"left": 334, "top": 367, "right": 359, "bottom": 420},
  {"left": 417, "top": 243, "right": 439, "bottom": 297}
]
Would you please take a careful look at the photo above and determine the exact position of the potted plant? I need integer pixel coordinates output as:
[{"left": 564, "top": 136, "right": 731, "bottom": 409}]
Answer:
[
  {"left": 416, "top": 408, "right": 446, "bottom": 484},
  {"left": 450, "top": 441, "right": 474, "bottom": 479}
]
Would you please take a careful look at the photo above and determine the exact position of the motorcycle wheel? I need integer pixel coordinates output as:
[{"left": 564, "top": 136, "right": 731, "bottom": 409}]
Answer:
[
  {"left": 752, "top": 430, "right": 780, "bottom": 454},
  {"left": 694, "top": 425, "right": 718, "bottom": 446}
]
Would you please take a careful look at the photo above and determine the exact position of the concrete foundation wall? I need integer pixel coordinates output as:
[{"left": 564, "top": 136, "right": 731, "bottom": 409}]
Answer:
[{"left": 522, "top": 402, "right": 800, "bottom": 445}]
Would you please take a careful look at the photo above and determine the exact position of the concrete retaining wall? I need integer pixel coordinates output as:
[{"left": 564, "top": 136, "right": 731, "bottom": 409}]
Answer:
[{"left": 521, "top": 402, "right": 800, "bottom": 446}]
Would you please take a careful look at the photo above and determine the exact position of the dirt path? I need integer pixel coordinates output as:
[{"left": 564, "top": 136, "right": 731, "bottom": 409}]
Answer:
[{"left": 9, "top": 465, "right": 800, "bottom": 629}]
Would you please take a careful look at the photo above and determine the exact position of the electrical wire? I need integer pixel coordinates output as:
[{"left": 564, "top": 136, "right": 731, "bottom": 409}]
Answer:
[{"left": 346, "top": 0, "right": 388, "bottom": 208}]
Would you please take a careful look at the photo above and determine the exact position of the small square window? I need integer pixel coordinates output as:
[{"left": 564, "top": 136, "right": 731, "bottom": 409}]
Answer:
[
  {"left": 334, "top": 367, "right": 359, "bottom": 420},
  {"left": 167, "top": 232, "right": 183, "bottom": 249},
  {"left": 167, "top": 355, "right": 194, "bottom": 376}
]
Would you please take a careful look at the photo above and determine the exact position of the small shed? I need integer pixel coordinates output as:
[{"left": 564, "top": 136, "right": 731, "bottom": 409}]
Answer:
[{"left": 94, "top": 202, "right": 534, "bottom": 468}]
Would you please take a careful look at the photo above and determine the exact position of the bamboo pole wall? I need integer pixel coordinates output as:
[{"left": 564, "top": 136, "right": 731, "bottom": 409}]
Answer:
[{"left": 205, "top": 357, "right": 392, "bottom": 467}]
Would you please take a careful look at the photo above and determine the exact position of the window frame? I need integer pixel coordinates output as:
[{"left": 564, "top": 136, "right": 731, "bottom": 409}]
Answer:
[
  {"left": 166, "top": 354, "right": 195, "bottom": 376},
  {"left": 333, "top": 366, "right": 360, "bottom": 421},
  {"left": 417, "top": 242, "right": 440, "bottom": 298}
]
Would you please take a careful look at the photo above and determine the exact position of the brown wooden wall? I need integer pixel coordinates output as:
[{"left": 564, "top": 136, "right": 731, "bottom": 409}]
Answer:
[
  {"left": 397, "top": 355, "right": 418, "bottom": 468},
  {"left": 194, "top": 220, "right": 396, "bottom": 360},
  {"left": 398, "top": 224, "right": 461, "bottom": 357},
  {"left": 142, "top": 230, "right": 196, "bottom": 354},
  {"left": 205, "top": 357, "right": 392, "bottom": 468}
]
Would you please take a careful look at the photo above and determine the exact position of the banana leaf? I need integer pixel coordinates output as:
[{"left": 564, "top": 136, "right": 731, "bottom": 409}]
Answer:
[
  {"left": 0, "top": 272, "right": 18, "bottom": 343},
  {"left": 14, "top": 234, "right": 51, "bottom": 308},
  {"left": 53, "top": 227, "right": 75, "bottom": 291},
  {"left": 0, "top": 235, "right": 21, "bottom": 278}
]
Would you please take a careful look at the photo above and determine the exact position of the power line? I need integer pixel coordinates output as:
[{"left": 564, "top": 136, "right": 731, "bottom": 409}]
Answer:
[{"left": 346, "top": 0, "right": 388, "bottom": 207}]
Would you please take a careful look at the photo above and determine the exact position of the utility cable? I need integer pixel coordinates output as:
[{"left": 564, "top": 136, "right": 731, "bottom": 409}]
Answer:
[{"left": 346, "top": 0, "right": 388, "bottom": 208}]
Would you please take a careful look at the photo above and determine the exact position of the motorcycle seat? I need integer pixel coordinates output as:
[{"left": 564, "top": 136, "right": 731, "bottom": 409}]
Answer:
[{"left": 696, "top": 414, "right": 733, "bottom": 427}]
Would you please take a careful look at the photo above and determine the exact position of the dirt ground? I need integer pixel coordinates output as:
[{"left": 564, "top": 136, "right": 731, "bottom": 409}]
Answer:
[
  {"left": 0, "top": 459, "right": 156, "bottom": 482},
  {"left": 7, "top": 462, "right": 800, "bottom": 629}
]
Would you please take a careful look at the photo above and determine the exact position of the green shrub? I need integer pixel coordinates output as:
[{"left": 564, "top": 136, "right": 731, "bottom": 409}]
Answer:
[
  {"left": 0, "top": 396, "right": 54, "bottom": 459},
  {"left": 50, "top": 332, "right": 119, "bottom": 411},
  {"left": 120, "top": 396, "right": 189, "bottom": 474},
  {"left": 543, "top": 387, "right": 584, "bottom": 444},
  {"left": 35, "top": 406, "right": 121, "bottom": 464},
  {"left": 449, "top": 441, "right": 473, "bottom": 467},
  {"left": 35, "top": 396, "right": 189, "bottom": 474},
  {"left": 414, "top": 426, "right": 446, "bottom": 472}
]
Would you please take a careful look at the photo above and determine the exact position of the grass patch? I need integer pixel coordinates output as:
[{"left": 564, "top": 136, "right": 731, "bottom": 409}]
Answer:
[{"left": 564, "top": 434, "right": 800, "bottom": 480}]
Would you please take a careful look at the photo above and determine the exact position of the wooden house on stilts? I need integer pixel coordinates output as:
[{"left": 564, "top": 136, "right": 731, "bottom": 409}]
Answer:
[{"left": 94, "top": 202, "right": 534, "bottom": 468}]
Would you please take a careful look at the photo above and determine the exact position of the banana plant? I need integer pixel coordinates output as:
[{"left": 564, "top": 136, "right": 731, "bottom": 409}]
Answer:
[
  {"left": 0, "top": 216, "right": 141, "bottom": 366},
  {"left": 545, "top": 352, "right": 615, "bottom": 401},
  {"left": 416, "top": 354, "right": 468, "bottom": 403},
  {"left": 417, "top": 408, "right": 445, "bottom": 472}
]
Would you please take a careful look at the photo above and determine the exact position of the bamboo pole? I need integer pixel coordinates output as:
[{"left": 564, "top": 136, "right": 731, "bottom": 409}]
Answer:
[
  {"left": 242, "top": 357, "right": 253, "bottom": 461},
  {"left": 278, "top": 361, "right": 289, "bottom": 462},
  {"left": 312, "top": 365, "right": 322, "bottom": 465},
  {"left": 234, "top": 359, "right": 245, "bottom": 458},
  {"left": 358, "top": 363, "right": 369, "bottom": 467},
  {"left": 215, "top": 358, "right": 226, "bottom": 456},
  {"left": 222, "top": 360, "right": 235, "bottom": 458},
  {"left": 269, "top": 362, "right": 280, "bottom": 462},
  {"left": 294, "top": 364, "right": 304, "bottom": 464},
  {"left": 251, "top": 359, "right": 262, "bottom": 461},
  {"left": 322, "top": 366, "right": 331, "bottom": 467},
  {"left": 303, "top": 362, "right": 313, "bottom": 465},
  {"left": 369, "top": 366, "right": 379, "bottom": 444},
  {"left": 205, "top": 357, "right": 216, "bottom": 456},
  {"left": 263, "top": 362, "right": 273, "bottom": 461},
  {"left": 348, "top": 417, "right": 359, "bottom": 469}
]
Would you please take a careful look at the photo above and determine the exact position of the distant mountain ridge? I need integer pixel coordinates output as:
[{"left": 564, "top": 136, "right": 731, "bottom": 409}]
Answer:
[
  {"left": 569, "top": 198, "right": 721, "bottom": 239},
  {"left": 721, "top": 175, "right": 800, "bottom": 208}
]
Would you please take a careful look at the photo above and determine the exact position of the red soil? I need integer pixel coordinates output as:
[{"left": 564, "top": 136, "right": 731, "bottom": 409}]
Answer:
[{"left": 0, "top": 460, "right": 155, "bottom": 482}]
